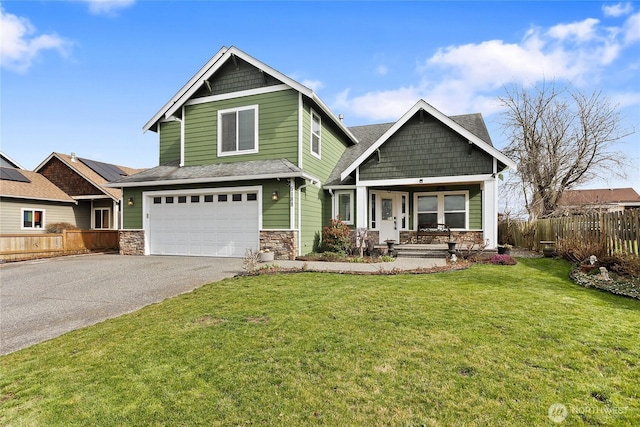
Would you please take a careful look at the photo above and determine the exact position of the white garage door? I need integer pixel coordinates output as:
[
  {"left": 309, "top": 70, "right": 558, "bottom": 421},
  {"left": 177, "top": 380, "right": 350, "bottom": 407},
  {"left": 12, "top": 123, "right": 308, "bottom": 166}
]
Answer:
[{"left": 147, "top": 189, "right": 260, "bottom": 257}]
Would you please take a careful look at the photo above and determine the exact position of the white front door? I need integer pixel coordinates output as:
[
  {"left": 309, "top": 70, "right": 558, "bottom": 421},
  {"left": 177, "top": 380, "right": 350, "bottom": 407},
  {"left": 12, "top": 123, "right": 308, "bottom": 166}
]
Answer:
[{"left": 379, "top": 196, "right": 398, "bottom": 243}]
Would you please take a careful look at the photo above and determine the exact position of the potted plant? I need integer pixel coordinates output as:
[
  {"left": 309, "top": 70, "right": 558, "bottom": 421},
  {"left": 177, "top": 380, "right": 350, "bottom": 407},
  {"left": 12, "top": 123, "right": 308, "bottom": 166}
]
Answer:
[
  {"left": 498, "top": 244, "right": 512, "bottom": 255},
  {"left": 384, "top": 239, "right": 396, "bottom": 256},
  {"left": 447, "top": 240, "right": 457, "bottom": 255},
  {"left": 258, "top": 249, "right": 274, "bottom": 262}
]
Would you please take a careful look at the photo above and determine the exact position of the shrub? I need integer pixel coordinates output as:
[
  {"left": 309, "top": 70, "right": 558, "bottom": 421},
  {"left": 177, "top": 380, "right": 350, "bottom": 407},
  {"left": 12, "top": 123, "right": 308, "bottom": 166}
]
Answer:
[
  {"left": 242, "top": 248, "right": 260, "bottom": 272},
  {"left": 556, "top": 235, "right": 607, "bottom": 264},
  {"left": 598, "top": 255, "right": 640, "bottom": 279},
  {"left": 320, "top": 251, "right": 345, "bottom": 262},
  {"left": 321, "top": 218, "right": 352, "bottom": 255},
  {"left": 457, "top": 235, "right": 488, "bottom": 261},
  {"left": 45, "top": 222, "right": 79, "bottom": 234},
  {"left": 488, "top": 254, "right": 517, "bottom": 265}
]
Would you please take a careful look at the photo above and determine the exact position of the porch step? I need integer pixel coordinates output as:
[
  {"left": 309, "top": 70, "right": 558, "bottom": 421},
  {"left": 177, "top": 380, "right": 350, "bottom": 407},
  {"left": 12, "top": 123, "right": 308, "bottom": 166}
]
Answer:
[{"left": 393, "top": 244, "right": 450, "bottom": 259}]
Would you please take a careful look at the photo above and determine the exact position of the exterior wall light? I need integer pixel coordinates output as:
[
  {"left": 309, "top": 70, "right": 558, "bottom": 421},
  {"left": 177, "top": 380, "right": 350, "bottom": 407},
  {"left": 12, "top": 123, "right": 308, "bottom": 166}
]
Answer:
[
  {"left": 127, "top": 197, "right": 135, "bottom": 206},
  {"left": 271, "top": 191, "right": 279, "bottom": 201}
]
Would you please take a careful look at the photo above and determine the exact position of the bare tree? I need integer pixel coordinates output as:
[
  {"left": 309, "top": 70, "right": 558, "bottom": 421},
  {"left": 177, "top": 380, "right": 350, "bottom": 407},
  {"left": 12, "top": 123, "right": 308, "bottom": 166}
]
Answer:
[{"left": 499, "top": 81, "right": 631, "bottom": 219}]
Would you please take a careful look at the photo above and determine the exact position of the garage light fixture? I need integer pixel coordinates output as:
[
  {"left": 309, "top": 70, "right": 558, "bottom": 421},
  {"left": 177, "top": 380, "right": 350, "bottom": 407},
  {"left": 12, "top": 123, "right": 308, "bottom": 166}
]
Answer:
[
  {"left": 271, "top": 191, "right": 279, "bottom": 201},
  {"left": 127, "top": 197, "right": 135, "bottom": 206}
]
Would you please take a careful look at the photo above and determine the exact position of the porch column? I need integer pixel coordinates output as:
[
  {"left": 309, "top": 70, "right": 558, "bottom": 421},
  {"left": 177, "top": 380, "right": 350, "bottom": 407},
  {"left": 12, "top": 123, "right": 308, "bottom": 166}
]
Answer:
[
  {"left": 482, "top": 178, "right": 498, "bottom": 249},
  {"left": 355, "top": 186, "right": 368, "bottom": 228}
]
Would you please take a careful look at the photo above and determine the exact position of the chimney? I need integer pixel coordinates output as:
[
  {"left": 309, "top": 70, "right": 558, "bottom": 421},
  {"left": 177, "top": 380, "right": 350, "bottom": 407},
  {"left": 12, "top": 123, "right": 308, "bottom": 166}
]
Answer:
[
  {"left": 339, "top": 114, "right": 344, "bottom": 122},
  {"left": 70, "top": 152, "right": 76, "bottom": 162}
]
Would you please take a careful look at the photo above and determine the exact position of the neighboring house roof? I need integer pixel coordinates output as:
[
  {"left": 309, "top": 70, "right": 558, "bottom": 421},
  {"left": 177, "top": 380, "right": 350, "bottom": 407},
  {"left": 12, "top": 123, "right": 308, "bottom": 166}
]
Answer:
[
  {"left": 143, "top": 45, "right": 357, "bottom": 144},
  {"left": 326, "top": 101, "right": 516, "bottom": 185},
  {"left": 35, "top": 152, "right": 145, "bottom": 201},
  {"left": 0, "top": 152, "right": 25, "bottom": 169},
  {"left": 0, "top": 167, "right": 76, "bottom": 203},
  {"left": 108, "top": 159, "right": 316, "bottom": 187},
  {"left": 558, "top": 188, "right": 640, "bottom": 207}
]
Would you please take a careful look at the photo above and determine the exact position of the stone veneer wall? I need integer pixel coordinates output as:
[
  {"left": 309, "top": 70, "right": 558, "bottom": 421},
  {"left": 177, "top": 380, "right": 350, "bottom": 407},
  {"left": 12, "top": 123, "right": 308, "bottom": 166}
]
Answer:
[
  {"left": 399, "top": 230, "right": 484, "bottom": 244},
  {"left": 260, "top": 230, "right": 298, "bottom": 260},
  {"left": 119, "top": 230, "right": 145, "bottom": 255}
]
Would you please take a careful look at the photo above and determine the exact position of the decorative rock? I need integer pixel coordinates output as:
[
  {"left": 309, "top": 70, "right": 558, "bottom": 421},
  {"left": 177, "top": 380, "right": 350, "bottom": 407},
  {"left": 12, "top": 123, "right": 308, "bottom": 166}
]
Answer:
[{"left": 599, "top": 266, "right": 611, "bottom": 281}]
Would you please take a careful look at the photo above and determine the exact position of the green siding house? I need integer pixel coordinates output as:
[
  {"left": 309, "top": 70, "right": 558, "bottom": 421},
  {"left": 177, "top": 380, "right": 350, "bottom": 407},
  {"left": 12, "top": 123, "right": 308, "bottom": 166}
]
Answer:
[{"left": 109, "top": 46, "right": 516, "bottom": 259}]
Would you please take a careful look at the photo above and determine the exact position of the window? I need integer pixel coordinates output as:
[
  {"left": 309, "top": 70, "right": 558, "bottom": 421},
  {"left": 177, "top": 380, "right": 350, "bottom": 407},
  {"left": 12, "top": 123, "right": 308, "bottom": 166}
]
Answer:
[
  {"left": 444, "top": 194, "right": 466, "bottom": 229},
  {"left": 94, "top": 208, "right": 110, "bottom": 229},
  {"left": 218, "top": 105, "right": 258, "bottom": 156},
  {"left": 153, "top": 197, "right": 162, "bottom": 204},
  {"left": 310, "top": 110, "right": 321, "bottom": 158},
  {"left": 218, "top": 194, "right": 227, "bottom": 202},
  {"left": 232, "top": 194, "right": 242, "bottom": 202},
  {"left": 204, "top": 195, "right": 214, "bottom": 203},
  {"left": 370, "top": 193, "right": 376, "bottom": 228},
  {"left": 178, "top": 196, "right": 187, "bottom": 204},
  {"left": 415, "top": 192, "right": 468, "bottom": 229},
  {"left": 166, "top": 197, "right": 174, "bottom": 204},
  {"left": 191, "top": 195, "right": 200, "bottom": 203},
  {"left": 247, "top": 193, "right": 258, "bottom": 201},
  {"left": 417, "top": 195, "right": 438, "bottom": 226},
  {"left": 22, "top": 209, "right": 44, "bottom": 229},
  {"left": 333, "top": 191, "right": 353, "bottom": 224}
]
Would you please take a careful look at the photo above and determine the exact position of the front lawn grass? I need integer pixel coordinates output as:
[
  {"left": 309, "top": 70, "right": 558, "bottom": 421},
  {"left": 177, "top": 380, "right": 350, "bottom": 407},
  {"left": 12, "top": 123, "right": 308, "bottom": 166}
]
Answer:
[{"left": 1, "top": 258, "right": 638, "bottom": 425}]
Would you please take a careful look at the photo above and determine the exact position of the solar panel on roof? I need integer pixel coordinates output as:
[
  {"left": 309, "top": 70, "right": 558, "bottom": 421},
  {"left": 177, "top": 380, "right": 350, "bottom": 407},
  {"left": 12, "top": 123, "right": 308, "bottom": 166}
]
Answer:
[
  {"left": 0, "top": 167, "right": 31, "bottom": 183},
  {"left": 78, "top": 157, "right": 128, "bottom": 182}
]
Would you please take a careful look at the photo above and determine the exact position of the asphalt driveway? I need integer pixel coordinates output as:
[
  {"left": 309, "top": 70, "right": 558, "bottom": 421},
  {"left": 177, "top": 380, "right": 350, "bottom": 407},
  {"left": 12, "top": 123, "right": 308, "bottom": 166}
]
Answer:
[{"left": 0, "top": 254, "right": 243, "bottom": 355}]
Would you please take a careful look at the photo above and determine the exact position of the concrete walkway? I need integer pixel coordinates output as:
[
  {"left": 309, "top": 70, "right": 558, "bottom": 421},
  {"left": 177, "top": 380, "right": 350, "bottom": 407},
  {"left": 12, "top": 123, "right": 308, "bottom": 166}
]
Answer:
[{"left": 269, "top": 257, "right": 447, "bottom": 273}]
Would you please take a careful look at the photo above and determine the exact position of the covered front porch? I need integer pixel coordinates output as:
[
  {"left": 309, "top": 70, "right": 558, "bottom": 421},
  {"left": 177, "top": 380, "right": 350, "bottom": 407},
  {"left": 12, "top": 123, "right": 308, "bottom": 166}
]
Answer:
[{"left": 336, "top": 178, "right": 499, "bottom": 249}]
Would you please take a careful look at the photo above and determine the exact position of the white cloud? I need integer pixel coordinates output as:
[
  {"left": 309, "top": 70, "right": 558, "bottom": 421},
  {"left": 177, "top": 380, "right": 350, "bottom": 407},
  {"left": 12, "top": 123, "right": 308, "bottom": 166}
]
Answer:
[
  {"left": 376, "top": 65, "right": 388, "bottom": 76},
  {"left": 0, "top": 7, "right": 71, "bottom": 73},
  {"left": 334, "top": 87, "right": 420, "bottom": 121},
  {"left": 610, "top": 90, "right": 640, "bottom": 108},
  {"left": 547, "top": 18, "right": 600, "bottom": 41},
  {"left": 623, "top": 12, "right": 640, "bottom": 44},
  {"left": 301, "top": 79, "right": 324, "bottom": 92},
  {"left": 602, "top": 2, "right": 633, "bottom": 18},
  {"left": 333, "top": 15, "right": 636, "bottom": 123},
  {"left": 81, "top": 0, "right": 136, "bottom": 16}
]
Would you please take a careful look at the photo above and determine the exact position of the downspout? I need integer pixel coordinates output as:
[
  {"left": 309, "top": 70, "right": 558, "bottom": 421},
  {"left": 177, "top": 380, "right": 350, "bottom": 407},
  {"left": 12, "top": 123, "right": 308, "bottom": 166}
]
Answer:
[
  {"left": 289, "top": 178, "right": 295, "bottom": 230},
  {"left": 328, "top": 188, "right": 335, "bottom": 219},
  {"left": 298, "top": 93, "right": 303, "bottom": 169}
]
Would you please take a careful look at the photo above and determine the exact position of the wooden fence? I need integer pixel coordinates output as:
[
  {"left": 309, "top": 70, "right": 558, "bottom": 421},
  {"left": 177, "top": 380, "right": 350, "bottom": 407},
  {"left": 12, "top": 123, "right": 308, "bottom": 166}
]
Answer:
[
  {"left": 0, "top": 230, "right": 119, "bottom": 262},
  {"left": 499, "top": 210, "right": 639, "bottom": 256}
]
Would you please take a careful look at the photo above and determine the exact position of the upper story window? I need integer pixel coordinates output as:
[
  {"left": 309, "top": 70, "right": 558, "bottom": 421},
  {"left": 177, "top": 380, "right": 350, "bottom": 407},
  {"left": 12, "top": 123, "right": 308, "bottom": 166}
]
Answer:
[
  {"left": 310, "top": 110, "right": 321, "bottom": 159},
  {"left": 22, "top": 208, "right": 44, "bottom": 230},
  {"left": 218, "top": 105, "right": 259, "bottom": 156}
]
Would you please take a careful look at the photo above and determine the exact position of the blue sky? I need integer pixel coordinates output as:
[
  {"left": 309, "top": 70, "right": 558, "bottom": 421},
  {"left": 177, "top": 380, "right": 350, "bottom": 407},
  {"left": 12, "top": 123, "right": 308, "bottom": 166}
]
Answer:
[{"left": 2, "top": 1, "right": 639, "bottom": 193}]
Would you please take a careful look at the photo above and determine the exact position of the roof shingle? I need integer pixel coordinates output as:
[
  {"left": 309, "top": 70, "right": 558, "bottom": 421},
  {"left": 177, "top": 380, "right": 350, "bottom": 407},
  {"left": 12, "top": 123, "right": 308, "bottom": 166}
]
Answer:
[{"left": 0, "top": 169, "right": 75, "bottom": 203}]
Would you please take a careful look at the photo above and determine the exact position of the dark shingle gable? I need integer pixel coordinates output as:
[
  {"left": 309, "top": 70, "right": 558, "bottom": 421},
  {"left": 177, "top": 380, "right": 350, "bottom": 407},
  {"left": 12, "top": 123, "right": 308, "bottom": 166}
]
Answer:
[{"left": 326, "top": 112, "right": 494, "bottom": 186}]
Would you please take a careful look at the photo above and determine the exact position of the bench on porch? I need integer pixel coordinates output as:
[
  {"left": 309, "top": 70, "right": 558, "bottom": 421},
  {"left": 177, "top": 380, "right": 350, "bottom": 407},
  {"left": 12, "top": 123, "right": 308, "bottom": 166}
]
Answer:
[{"left": 416, "top": 223, "right": 452, "bottom": 242}]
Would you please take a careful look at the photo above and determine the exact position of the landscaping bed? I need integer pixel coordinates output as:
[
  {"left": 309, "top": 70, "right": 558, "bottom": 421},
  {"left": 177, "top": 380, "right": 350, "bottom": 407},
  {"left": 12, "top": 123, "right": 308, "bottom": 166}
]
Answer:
[{"left": 570, "top": 261, "right": 640, "bottom": 300}]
